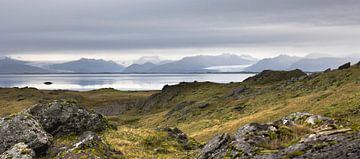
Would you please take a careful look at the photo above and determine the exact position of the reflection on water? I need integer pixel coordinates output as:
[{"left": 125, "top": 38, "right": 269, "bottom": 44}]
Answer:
[{"left": 0, "top": 74, "right": 255, "bottom": 91}]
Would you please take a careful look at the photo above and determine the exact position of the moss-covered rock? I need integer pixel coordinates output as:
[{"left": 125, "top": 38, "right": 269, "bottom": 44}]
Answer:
[
  {"left": 0, "top": 113, "right": 53, "bottom": 156},
  {"left": 27, "top": 100, "right": 108, "bottom": 136}
]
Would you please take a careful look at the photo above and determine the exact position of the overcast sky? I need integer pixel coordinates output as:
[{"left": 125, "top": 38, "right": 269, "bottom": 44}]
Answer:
[{"left": 1, "top": 0, "right": 360, "bottom": 62}]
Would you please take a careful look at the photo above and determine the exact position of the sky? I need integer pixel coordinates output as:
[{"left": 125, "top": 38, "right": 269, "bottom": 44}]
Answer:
[{"left": 1, "top": 0, "right": 360, "bottom": 63}]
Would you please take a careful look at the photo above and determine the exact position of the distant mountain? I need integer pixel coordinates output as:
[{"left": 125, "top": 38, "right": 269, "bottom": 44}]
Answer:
[
  {"left": 133, "top": 56, "right": 172, "bottom": 65},
  {"left": 148, "top": 54, "right": 257, "bottom": 73},
  {"left": 244, "top": 55, "right": 302, "bottom": 72},
  {"left": 0, "top": 57, "right": 49, "bottom": 73},
  {"left": 48, "top": 58, "right": 125, "bottom": 73},
  {"left": 289, "top": 57, "right": 359, "bottom": 72},
  {"left": 123, "top": 62, "right": 158, "bottom": 73}
]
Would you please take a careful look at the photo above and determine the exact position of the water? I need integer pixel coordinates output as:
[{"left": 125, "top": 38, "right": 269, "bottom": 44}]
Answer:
[{"left": 0, "top": 73, "right": 255, "bottom": 91}]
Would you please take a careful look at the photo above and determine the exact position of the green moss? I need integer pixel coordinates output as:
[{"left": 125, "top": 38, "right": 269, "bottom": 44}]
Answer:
[{"left": 286, "top": 150, "right": 305, "bottom": 158}]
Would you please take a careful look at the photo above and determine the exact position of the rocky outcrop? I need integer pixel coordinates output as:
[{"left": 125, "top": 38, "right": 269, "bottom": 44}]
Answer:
[
  {"left": 198, "top": 133, "right": 231, "bottom": 159},
  {"left": 0, "top": 100, "right": 120, "bottom": 158},
  {"left": 197, "top": 112, "right": 356, "bottom": 159},
  {"left": 0, "top": 143, "right": 35, "bottom": 159},
  {"left": 28, "top": 100, "right": 108, "bottom": 136},
  {"left": 338, "top": 62, "right": 351, "bottom": 70},
  {"left": 56, "top": 131, "right": 122, "bottom": 159},
  {"left": 0, "top": 113, "right": 52, "bottom": 156},
  {"left": 157, "top": 127, "right": 199, "bottom": 150},
  {"left": 244, "top": 69, "right": 307, "bottom": 84}
]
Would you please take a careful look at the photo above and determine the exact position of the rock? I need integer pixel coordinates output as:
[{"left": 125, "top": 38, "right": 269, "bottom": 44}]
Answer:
[
  {"left": 166, "top": 101, "right": 194, "bottom": 116},
  {"left": 0, "top": 113, "right": 52, "bottom": 156},
  {"left": 28, "top": 100, "right": 108, "bottom": 136},
  {"left": 157, "top": 127, "right": 198, "bottom": 150},
  {"left": 198, "top": 103, "right": 210, "bottom": 109},
  {"left": 324, "top": 68, "right": 331, "bottom": 73},
  {"left": 198, "top": 112, "right": 344, "bottom": 159},
  {"left": 56, "top": 131, "right": 122, "bottom": 159},
  {"left": 338, "top": 62, "right": 351, "bottom": 70},
  {"left": 43, "top": 82, "right": 53, "bottom": 85},
  {"left": 277, "top": 112, "right": 313, "bottom": 126},
  {"left": 244, "top": 69, "right": 307, "bottom": 84},
  {"left": 198, "top": 133, "right": 231, "bottom": 159},
  {"left": 223, "top": 87, "right": 247, "bottom": 98},
  {"left": 231, "top": 123, "right": 277, "bottom": 157},
  {"left": 0, "top": 143, "right": 35, "bottom": 159}
]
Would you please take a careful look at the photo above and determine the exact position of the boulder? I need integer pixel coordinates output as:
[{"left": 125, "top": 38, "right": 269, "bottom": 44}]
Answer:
[
  {"left": 198, "top": 133, "right": 231, "bottom": 159},
  {"left": 0, "top": 143, "right": 35, "bottom": 159},
  {"left": 157, "top": 127, "right": 199, "bottom": 150},
  {"left": 0, "top": 113, "right": 52, "bottom": 156},
  {"left": 338, "top": 62, "right": 351, "bottom": 70},
  {"left": 198, "top": 103, "right": 210, "bottom": 109},
  {"left": 28, "top": 100, "right": 108, "bottom": 136},
  {"left": 324, "top": 68, "right": 331, "bottom": 73},
  {"left": 198, "top": 112, "right": 343, "bottom": 159}
]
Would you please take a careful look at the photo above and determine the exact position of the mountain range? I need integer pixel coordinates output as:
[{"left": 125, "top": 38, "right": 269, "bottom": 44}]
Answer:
[{"left": 0, "top": 54, "right": 358, "bottom": 73}]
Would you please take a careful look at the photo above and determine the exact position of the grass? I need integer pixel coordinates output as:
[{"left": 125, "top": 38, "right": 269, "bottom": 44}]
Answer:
[
  {"left": 104, "top": 127, "right": 198, "bottom": 158},
  {"left": 1, "top": 64, "right": 360, "bottom": 158}
]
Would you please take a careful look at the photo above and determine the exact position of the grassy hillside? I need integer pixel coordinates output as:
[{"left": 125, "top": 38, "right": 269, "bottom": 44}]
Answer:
[
  {"left": 1, "top": 62, "right": 360, "bottom": 158},
  {"left": 108, "top": 63, "right": 360, "bottom": 145}
]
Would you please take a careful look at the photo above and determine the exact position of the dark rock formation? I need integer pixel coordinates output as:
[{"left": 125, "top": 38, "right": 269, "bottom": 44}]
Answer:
[
  {"left": 244, "top": 69, "right": 307, "bottom": 84},
  {"left": 197, "top": 112, "right": 353, "bottom": 159},
  {"left": 28, "top": 100, "right": 108, "bottom": 136},
  {"left": 324, "top": 68, "right": 331, "bottom": 73},
  {"left": 0, "top": 100, "right": 120, "bottom": 158},
  {"left": 198, "top": 103, "right": 210, "bottom": 109},
  {"left": 197, "top": 133, "right": 231, "bottom": 159},
  {"left": 338, "top": 62, "right": 351, "bottom": 70},
  {"left": 157, "top": 127, "right": 199, "bottom": 150},
  {"left": 0, "top": 113, "right": 53, "bottom": 156},
  {"left": 0, "top": 143, "right": 35, "bottom": 159}
]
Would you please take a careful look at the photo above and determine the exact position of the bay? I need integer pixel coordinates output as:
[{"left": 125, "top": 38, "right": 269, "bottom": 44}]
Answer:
[{"left": 0, "top": 73, "right": 255, "bottom": 91}]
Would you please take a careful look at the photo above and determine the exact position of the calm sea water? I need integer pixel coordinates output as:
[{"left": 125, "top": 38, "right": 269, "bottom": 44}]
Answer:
[{"left": 0, "top": 73, "right": 255, "bottom": 91}]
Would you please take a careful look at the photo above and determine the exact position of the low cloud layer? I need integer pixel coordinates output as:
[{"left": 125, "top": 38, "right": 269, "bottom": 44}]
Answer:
[{"left": 0, "top": 0, "right": 359, "bottom": 58}]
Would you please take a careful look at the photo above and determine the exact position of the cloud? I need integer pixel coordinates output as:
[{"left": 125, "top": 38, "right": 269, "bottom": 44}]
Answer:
[{"left": 0, "top": 0, "right": 359, "bottom": 57}]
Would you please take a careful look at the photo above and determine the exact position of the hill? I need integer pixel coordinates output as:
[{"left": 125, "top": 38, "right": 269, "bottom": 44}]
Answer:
[
  {"left": 0, "top": 57, "right": 50, "bottom": 73},
  {"left": 122, "top": 62, "right": 158, "bottom": 73},
  {"left": 1, "top": 61, "right": 360, "bottom": 158},
  {"left": 244, "top": 55, "right": 302, "bottom": 72},
  {"left": 289, "top": 57, "right": 359, "bottom": 72},
  {"left": 149, "top": 54, "right": 257, "bottom": 73},
  {"left": 48, "top": 58, "right": 125, "bottom": 73}
]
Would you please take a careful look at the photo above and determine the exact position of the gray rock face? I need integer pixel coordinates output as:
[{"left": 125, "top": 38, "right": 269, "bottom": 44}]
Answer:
[
  {"left": 0, "top": 113, "right": 53, "bottom": 156},
  {"left": 198, "top": 112, "right": 353, "bottom": 159},
  {"left": 0, "top": 143, "right": 35, "bottom": 159},
  {"left": 55, "top": 131, "right": 122, "bottom": 159},
  {"left": 198, "top": 133, "right": 231, "bottom": 159},
  {"left": 28, "top": 100, "right": 108, "bottom": 136}
]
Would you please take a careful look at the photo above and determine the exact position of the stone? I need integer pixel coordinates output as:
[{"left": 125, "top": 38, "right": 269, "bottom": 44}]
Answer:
[
  {"left": 197, "top": 112, "right": 351, "bottom": 159},
  {"left": 56, "top": 131, "right": 122, "bottom": 159},
  {"left": 198, "top": 103, "right": 210, "bottom": 109},
  {"left": 157, "top": 127, "right": 198, "bottom": 150},
  {"left": 0, "top": 113, "right": 52, "bottom": 156},
  {"left": 324, "top": 68, "right": 331, "bottom": 73},
  {"left": 243, "top": 69, "right": 307, "bottom": 84},
  {"left": 0, "top": 143, "right": 35, "bottom": 159},
  {"left": 198, "top": 133, "right": 231, "bottom": 159},
  {"left": 338, "top": 62, "right": 351, "bottom": 70},
  {"left": 27, "top": 100, "right": 108, "bottom": 136}
]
